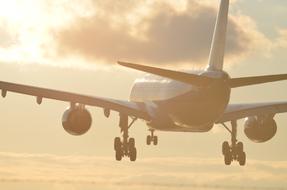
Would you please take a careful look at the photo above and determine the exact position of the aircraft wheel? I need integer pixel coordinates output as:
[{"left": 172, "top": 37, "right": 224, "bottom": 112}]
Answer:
[
  {"left": 222, "top": 141, "right": 230, "bottom": 155},
  {"left": 114, "top": 137, "right": 121, "bottom": 151},
  {"left": 146, "top": 135, "right": 151, "bottom": 145},
  {"left": 224, "top": 152, "right": 232, "bottom": 165},
  {"left": 153, "top": 136, "right": 158, "bottom": 145},
  {"left": 129, "top": 147, "right": 137, "bottom": 162},
  {"left": 129, "top": 138, "right": 135, "bottom": 148},
  {"left": 238, "top": 152, "right": 246, "bottom": 166},
  {"left": 236, "top": 142, "right": 244, "bottom": 154},
  {"left": 115, "top": 150, "right": 123, "bottom": 161}
]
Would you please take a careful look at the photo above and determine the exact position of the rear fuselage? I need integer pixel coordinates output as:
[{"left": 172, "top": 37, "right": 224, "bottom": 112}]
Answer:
[{"left": 130, "top": 70, "right": 231, "bottom": 132}]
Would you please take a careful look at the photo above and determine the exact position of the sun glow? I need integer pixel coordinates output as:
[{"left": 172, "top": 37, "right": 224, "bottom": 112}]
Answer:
[
  {"left": 0, "top": 0, "right": 96, "bottom": 68},
  {"left": 0, "top": 0, "right": 48, "bottom": 63}
]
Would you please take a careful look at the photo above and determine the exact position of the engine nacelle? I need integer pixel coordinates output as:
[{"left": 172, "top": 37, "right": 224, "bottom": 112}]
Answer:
[
  {"left": 244, "top": 116, "right": 277, "bottom": 143},
  {"left": 62, "top": 105, "right": 92, "bottom": 136}
]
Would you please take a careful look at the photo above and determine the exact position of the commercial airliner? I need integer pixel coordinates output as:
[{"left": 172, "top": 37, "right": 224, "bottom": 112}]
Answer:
[{"left": 0, "top": 0, "right": 287, "bottom": 166}]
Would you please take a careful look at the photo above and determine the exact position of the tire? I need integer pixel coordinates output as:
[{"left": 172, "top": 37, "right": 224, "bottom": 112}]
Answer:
[
  {"left": 224, "top": 152, "right": 232, "bottom": 166},
  {"left": 115, "top": 150, "right": 122, "bottom": 161},
  {"left": 128, "top": 138, "right": 135, "bottom": 148},
  {"left": 222, "top": 141, "right": 230, "bottom": 155},
  {"left": 238, "top": 152, "right": 246, "bottom": 166},
  {"left": 236, "top": 142, "right": 244, "bottom": 154},
  {"left": 153, "top": 136, "right": 158, "bottom": 145},
  {"left": 146, "top": 135, "right": 151, "bottom": 145},
  {"left": 114, "top": 137, "right": 121, "bottom": 151},
  {"left": 129, "top": 148, "right": 137, "bottom": 162}
]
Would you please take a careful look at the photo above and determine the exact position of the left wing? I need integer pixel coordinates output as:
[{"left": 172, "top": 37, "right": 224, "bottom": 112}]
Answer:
[
  {"left": 0, "top": 81, "right": 150, "bottom": 120},
  {"left": 216, "top": 102, "right": 287, "bottom": 123}
]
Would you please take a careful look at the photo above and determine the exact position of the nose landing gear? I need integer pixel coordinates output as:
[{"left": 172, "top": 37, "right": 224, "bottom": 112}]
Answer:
[
  {"left": 221, "top": 121, "right": 246, "bottom": 166},
  {"left": 146, "top": 129, "right": 158, "bottom": 145}
]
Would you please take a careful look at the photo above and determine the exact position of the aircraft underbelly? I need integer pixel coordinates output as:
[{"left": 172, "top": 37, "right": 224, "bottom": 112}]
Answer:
[
  {"left": 164, "top": 101, "right": 224, "bottom": 132},
  {"left": 151, "top": 85, "right": 230, "bottom": 132}
]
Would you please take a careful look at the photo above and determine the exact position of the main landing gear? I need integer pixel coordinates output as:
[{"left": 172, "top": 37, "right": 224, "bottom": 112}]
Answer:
[
  {"left": 114, "top": 113, "right": 137, "bottom": 162},
  {"left": 146, "top": 129, "right": 158, "bottom": 146},
  {"left": 221, "top": 120, "right": 246, "bottom": 166}
]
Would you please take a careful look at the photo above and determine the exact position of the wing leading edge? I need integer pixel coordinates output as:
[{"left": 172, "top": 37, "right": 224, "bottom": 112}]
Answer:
[
  {"left": 217, "top": 102, "right": 287, "bottom": 123},
  {"left": 0, "top": 81, "right": 150, "bottom": 120}
]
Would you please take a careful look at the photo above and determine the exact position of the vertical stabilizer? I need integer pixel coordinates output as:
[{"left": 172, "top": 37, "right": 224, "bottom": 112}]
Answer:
[{"left": 207, "top": 0, "right": 229, "bottom": 71}]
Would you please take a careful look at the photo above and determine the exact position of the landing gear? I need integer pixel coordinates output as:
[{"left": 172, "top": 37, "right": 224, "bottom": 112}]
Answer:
[
  {"left": 114, "top": 113, "right": 138, "bottom": 162},
  {"left": 221, "top": 121, "right": 246, "bottom": 166},
  {"left": 146, "top": 129, "right": 158, "bottom": 145}
]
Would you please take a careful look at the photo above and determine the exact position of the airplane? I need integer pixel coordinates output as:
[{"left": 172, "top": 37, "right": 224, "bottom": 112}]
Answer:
[{"left": 0, "top": 0, "right": 287, "bottom": 166}]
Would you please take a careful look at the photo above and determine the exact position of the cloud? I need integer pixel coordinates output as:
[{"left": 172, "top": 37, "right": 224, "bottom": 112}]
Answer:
[
  {"left": 54, "top": 0, "right": 269, "bottom": 67},
  {"left": 0, "top": 152, "right": 286, "bottom": 190},
  {"left": 0, "top": 0, "right": 277, "bottom": 69},
  {"left": 274, "top": 29, "right": 287, "bottom": 48},
  {"left": 0, "top": 21, "right": 18, "bottom": 48}
]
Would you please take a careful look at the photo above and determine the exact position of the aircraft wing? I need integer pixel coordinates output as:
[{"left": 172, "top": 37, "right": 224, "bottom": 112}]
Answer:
[
  {"left": 216, "top": 102, "right": 287, "bottom": 123},
  {"left": 0, "top": 81, "right": 150, "bottom": 120}
]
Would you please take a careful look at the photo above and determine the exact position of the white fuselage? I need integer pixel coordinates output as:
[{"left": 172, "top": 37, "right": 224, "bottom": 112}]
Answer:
[{"left": 130, "top": 70, "right": 231, "bottom": 132}]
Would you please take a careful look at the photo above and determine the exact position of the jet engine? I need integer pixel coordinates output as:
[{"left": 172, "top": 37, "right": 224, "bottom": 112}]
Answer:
[
  {"left": 244, "top": 116, "right": 277, "bottom": 143},
  {"left": 62, "top": 105, "right": 92, "bottom": 136}
]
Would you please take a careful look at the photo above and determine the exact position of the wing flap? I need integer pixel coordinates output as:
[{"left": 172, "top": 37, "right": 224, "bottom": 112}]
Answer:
[
  {"left": 217, "top": 102, "right": 287, "bottom": 123},
  {"left": 0, "top": 81, "right": 150, "bottom": 120}
]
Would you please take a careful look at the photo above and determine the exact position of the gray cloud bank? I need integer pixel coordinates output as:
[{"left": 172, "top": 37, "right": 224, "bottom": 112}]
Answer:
[
  {"left": 0, "top": 152, "right": 286, "bottom": 190},
  {"left": 54, "top": 1, "right": 265, "bottom": 66}
]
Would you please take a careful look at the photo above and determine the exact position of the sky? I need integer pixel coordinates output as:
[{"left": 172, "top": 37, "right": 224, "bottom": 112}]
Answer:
[{"left": 0, "top": 0, "right": 287, "bottom": 189}]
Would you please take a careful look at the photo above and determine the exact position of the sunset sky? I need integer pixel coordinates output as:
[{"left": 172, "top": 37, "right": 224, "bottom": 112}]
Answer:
[{"left": 0, "top": 0, "right": 287, "bottom": 189}]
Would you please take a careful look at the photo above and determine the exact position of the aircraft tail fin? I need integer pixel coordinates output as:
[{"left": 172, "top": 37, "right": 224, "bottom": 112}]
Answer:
[{"left": 206, "top": 0, "right": 229, "bottom": 71}]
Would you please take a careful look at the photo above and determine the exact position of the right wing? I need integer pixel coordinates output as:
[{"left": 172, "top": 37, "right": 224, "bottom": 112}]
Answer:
[
  {"left": 217, "top": 102, "right": 287, "bottom": 123},
  {"left": 0, "top": 81, "right": 150, "bottom": 120}
]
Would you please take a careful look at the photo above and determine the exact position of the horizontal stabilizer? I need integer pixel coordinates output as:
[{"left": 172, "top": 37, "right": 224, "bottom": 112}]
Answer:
[
  {"left": 118, "top": 61, "right": 214, "bottom": 86},
  {"left": 229, "top": 74, "right": 287, "bottom": 88}
]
